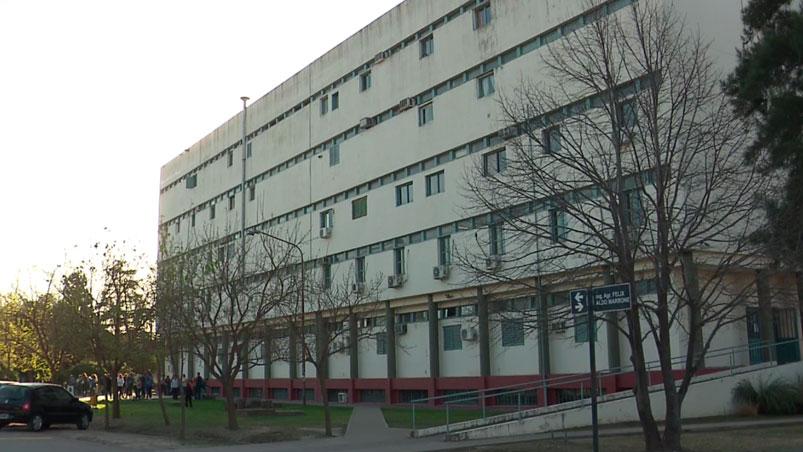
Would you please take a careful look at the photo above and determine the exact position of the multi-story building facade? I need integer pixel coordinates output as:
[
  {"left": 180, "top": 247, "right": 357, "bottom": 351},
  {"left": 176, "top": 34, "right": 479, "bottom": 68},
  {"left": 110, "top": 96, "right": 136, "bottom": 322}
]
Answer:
[{"left": 158, "top": 0, "right": 800, "bottom": 405}]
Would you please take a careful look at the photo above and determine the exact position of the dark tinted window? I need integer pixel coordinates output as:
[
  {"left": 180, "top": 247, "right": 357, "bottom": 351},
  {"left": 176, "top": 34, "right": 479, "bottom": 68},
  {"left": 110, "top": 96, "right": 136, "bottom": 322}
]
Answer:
[{"left": 0, "top": 386, "right": 29, "bottom": 404}]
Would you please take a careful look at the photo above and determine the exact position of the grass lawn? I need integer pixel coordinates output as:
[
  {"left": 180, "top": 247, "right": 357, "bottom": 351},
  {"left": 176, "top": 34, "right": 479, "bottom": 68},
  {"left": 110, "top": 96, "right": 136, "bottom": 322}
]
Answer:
[
  {"left": 93, "top": 398, "right": 352, "bottom": 445},
  {"left": 382, "top": 406, "right": 503, "bottom": 429},
  {"left": 464, "top": 424, "right": 803, "bottom": 452}
]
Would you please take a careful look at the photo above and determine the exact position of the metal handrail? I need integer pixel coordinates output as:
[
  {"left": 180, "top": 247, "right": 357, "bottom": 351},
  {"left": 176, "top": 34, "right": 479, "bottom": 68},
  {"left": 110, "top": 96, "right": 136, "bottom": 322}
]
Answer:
[{"left": 410, "top": 338, "right": 799, "bottom": 433}]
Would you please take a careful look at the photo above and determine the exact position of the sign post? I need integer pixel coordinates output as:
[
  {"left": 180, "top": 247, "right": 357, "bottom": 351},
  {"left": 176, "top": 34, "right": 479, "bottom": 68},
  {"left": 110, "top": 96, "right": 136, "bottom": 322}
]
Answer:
[{"left": 570, "top": 283, "right": 632, "bottom": 452}]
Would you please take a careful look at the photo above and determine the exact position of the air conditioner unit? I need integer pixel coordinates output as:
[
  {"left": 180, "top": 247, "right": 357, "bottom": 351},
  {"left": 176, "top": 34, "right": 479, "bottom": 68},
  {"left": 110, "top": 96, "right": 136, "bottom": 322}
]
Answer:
[
  {"left": 485, "top": 255, "right": 502, "bottom": 270},
  {"left": 319, "top": 227, "right": 332, "bottom": 239},
  {"left": 398, "top": 97, "right": 418, "bottom": 111},
  {"left": 351, "top": 282, "right": 365, "bottom": 294},
  {"left": 359, "top": 117, "right": 376, "bottom": 129},
  {"left": 394, "top": 323, "right": 408, "bottom": 335},
  {"left": 387, "top": 274, "right": 404, "bottom": 288},
  {"left": 551, "top": 321, "right": 567, "bottom": 333},
  {"left": 337, "top": 392, "right": 348, "bottom": 403},
  {"left": 500, "top": 125, "right": 518, "bottom": 139},
  {"left": 461, "top": 327, "right": 478, "bottom": 341},
  {"left": 433, "top": 265, "right": 450, "bottom": 280}
]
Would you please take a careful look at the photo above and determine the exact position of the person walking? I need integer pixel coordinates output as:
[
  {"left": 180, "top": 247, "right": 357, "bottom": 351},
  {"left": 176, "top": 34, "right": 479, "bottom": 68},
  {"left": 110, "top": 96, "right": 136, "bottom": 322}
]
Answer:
[
  {"left": 194, "top": 372, "right": 205, "bottom": 400},
  {"left": 144, "top": 370, "right": 153, "bottom": 399},
  {"left": 171, "top": 374, "right": 180, "bottom": 400},
  {"left": 184, "top": 375, "right": 193, "bottom": 408}
]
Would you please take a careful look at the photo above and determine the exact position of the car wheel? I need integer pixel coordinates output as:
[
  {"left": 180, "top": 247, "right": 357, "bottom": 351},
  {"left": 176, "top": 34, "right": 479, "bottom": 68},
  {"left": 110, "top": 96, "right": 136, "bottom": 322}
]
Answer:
[
  {"left": 76, "top": 414, "right": 90, "bottom": 430},
  {"left": 28, "top": 414, "right": 44, "bottom": 432}
]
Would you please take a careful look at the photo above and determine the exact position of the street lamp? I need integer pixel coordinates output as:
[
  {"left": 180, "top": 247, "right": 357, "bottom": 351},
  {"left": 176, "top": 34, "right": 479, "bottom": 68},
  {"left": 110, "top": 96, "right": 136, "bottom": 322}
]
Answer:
[{"left": 247, "top": 229, "right": 307, "bottom": 406}]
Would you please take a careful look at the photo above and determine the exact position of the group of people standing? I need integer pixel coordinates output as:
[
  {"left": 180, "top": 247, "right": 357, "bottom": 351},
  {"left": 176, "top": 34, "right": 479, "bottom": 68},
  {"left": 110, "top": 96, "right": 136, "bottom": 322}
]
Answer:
[
  {"left": 164, "top": 373, "right": 206, "bottom": 407},
  {"left": 66, "top": 370, "right": 206, "bottom": 406},
  {"left": 115, "top": 370, "right": 155, "bottom": 400}
]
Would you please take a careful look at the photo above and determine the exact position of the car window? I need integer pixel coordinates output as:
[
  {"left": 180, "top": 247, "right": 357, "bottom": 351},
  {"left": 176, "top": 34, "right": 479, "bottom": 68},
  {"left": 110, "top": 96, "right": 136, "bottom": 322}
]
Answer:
[
  {"left": 51, "top": 387, "right": 74, "bottom": 402},
  {"left": 0, "top": 386, "right": 29, "bottom": 404}
]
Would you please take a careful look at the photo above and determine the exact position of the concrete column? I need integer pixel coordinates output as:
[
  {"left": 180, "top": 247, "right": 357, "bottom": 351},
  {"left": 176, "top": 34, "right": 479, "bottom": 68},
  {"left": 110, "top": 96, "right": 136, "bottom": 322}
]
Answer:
[
  {"left": 603, "top": 270, "right": 621, "bottom": 371},
  {"left": 203, "top": 345, "right": 211, "bottom": 380},
  {"left": 537, "top": 291, "right": 551, "bottom": 375},
  {"left": 757, "top": 270, "right": 777, "bottom": 362},
  {"left": 263, "top": 330, "right": 272, "bottom": 380},
  {"left": 428, "top": 295, "right": 440, "bottom": 379},
  {"left": 316, "top": 312, "right": 328, "bottom": 381},
  {"left": 349, "top": 312, "right": 358, "bottom": 379},
  {"left": 477, "top": 287, "right": 491, "bottom": 378},
  {"left": 385, "top": 301, "right": 397, "bottom": 379},
  {"left": 288, "top": 324, "right": 298, "bottom": 380},
  {"left": 680, "top": 250, "right": 704, "bottom": 368},
  {"left": 187, "top": 350, "right": 195, "bottom": 379},
  {"left": 241, "top": 338, "right": 249, "bottom": 381}
]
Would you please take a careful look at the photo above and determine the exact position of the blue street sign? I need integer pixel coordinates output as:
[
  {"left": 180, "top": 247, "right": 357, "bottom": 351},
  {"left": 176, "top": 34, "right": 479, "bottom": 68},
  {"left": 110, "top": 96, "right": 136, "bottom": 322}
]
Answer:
[
  {"left": 591, "top": 283, "right": 632, "bottom": 312},
  {"left": 570, "top": 289, "right": 589, "bottom": 315}
]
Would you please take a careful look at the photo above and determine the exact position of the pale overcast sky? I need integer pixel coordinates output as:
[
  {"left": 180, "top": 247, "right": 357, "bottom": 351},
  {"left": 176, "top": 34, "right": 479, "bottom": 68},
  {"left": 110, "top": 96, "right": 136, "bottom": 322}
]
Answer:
[{"left": 0, "top": 0, "right": 402, "bottom": 291}]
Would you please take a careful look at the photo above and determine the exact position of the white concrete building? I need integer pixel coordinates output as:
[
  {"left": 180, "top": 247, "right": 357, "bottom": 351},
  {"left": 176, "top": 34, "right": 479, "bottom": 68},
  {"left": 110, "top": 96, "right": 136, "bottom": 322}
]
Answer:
[{"left": 158, "top": 0, "right": 800, "bottom": 405}]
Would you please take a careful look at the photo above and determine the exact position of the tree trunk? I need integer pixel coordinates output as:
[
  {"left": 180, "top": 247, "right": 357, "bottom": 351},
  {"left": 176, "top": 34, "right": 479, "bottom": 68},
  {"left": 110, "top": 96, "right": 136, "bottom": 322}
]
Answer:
[
  {"left": 112, "top": 363, "right": 121, "bottom": 419},
  {"left": 223, "top": 378, "right": 239, "bottom": 430},
  {"left": 180, "top": 383, "right": 186, "bottom": 441},
  {"left": 319, "top": 374, "right": 332, "bottom": 436},
  {"left": 157, "top": 357, "right": 170, "bottom": 426},
  {"left": 626, "top": 309, "right": 663, "bottom": 451},
  {"left": 663, "top": 390, "right": 682, "bottom": 452}
]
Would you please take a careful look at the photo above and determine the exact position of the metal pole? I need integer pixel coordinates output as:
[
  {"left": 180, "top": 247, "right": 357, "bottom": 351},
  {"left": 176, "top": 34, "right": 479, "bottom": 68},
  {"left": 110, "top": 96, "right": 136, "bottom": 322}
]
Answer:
[
  {"left": 412, "top": 402, "right": 416, "bottom": 431},
  {"left": 445, "top": 403, "right": 450, "bottom": 439},
  {"left": 240, "top": 96, "right": 249, "bottom": 268},
  {"left": 589, "top": 293, "right": 599, "bottom": 452},
  {"left": 481, "top": 390, "right": 486, "bottom": 419},
  {"left": 517, "top": 392, "right": 522, "bottom": 420}
]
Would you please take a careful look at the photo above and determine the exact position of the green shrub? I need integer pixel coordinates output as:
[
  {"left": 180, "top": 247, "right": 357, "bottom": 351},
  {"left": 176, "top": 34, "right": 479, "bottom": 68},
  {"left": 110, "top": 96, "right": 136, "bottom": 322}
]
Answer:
[{"left": 733, "top": 377, "right": 799, "bottom": 415}]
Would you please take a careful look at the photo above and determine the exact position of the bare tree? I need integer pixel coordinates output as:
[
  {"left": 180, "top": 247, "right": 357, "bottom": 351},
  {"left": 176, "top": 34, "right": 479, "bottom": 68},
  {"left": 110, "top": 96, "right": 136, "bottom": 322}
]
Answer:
[
  {"left": 272, "top": 262, "right": 384, "bottom": 437},
  {"left": 457, "top": 2, "right": 764, "bottom": 451},
  {"left": 159, "top": 226, "right": 297, "bottom": 430}
]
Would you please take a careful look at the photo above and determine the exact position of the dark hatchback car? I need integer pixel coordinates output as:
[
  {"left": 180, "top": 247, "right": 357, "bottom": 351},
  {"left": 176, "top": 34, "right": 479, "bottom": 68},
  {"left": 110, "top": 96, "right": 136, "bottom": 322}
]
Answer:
[{"left": 0, "top": 383, "right": 92, "bottom": 431}]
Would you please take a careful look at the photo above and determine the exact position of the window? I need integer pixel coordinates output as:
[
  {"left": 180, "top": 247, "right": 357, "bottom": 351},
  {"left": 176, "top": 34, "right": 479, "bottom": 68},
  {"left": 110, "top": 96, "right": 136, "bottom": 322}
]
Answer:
[
  {"left": 359, "top": 71, "right": 372, "bottom": 92},
  {"left": 228, "top": 195, "right": 236, "bottom": 211},
  {"left": 175, "top": 219, "right": 180, "bottom": 233},
  {"left": 329, "top": 143, "right": 340, "bottom": 166},
  {"left": 227, "top": 151, "right": 233, "bottom": 167},
  {"left": 376, "top": 332, "right": 387, "bottom": 355},
  {"left": 549, "top": 209, "right": 568, "bottom": 242},
  {"left": 246, "top": 141, "right": 252, "bottom": 158},
  {"left": 322, "top": 263, "right": 332, "bottom": 290},
  {"left": 248, "top": 185, "right": 255, "bottom": 202},
  {"left": 489, "top": 223, "right": 504, "bottom": 255},
  {"left": 426, "top": 171, "right": 445, "bottom": 196},
  {"left": 320, "top": 95, "right": 329, "bottom": 115},
  {"left": 331, "top": 92, "right": 339, "bottom": 111},
  {"left": 617, "top": 98, "right": 637, "bottom": 136},
  {"left": 191, "top": 212, "right": 196, "bottom": 228},
  {"left": 320, "top": 209, "right": 334, "bottom": 229},
  {"left": 624, "top": 189, "right": 644, "bottom": 228},
  {"left": 478, "top": 72, "right": 495, "bottom": 98},
  {"left": 352, "top": 196, "right": 367, "bottom": 219},
  {"left": 443, "top": 325, "right": 462, "bottom": 351},
  {"left": 418, "top": 102, "right": 433, "bottom": 126},
  {"left": 574, "top": 315, "right": 597, "bottom": 343},
  {"left": 420, "top": 34, "right": 434, "bottom": 58},
  {"left": 438, "top": 235, "right": 451, "bottom": 266},
  {"left": 483, "top": 148, "right": 506, "bottom": 175},
  {"left": 209, "top": 202, "right": 216, "bottom": 220},
  {"left": 355, "top": 257, "right": 366, "bottom": 284},
  {"left": 543, "top": 126, "right": 561, "bottom": 154},
  {"left": 501, "top": 319, "right": 525, "bottom": 347},
  {"left": 394, "top": 247, "right": 405, "bottom": 276},
  {"left": 186, "top": 174, "right": 197, "bottom": 189},
  {"left": 396, "top": 182, "right": 413, "bottom": 206},
  {"left": 474, "top": 2, "right": 492, "bottom": 29}
]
